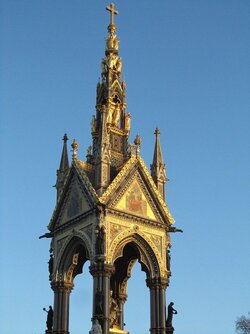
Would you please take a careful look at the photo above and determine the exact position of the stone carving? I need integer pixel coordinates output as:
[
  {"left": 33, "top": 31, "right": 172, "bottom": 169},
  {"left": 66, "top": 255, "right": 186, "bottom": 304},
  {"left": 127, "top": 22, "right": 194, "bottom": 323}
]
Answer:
[
  {"left": 109, "top": 291, "right": 119, "bottom": 328},
  {"left": 91, "top": 116, "right": 97, "bottom": 133},
  {"left": 48, "top": 253, "right": 54, "bottom": 281},
  {"left": 113, "top": 105, "right": 121, "bottom": 127},
  {"left": 43, "top": 306, "right": 53, "bottom": 331},
  {"left": 101, "top": 53, "right": 122, "bottom": 80},
  {"left": 106, "top": 34, "right": 119, "bottom": 51},
  {"left": 166, "top": 302, "right": 177, "bottom": 327},
  {"left": 89, "top": 319, "right": 102, "bottom": 334},
  {"left": 95, "top": 226, "right": 106, "bottom": 255},
  {"left": 107, "top": 108, "right": 113, "bottom": 124},
  {"left": 95, "top": 288, "right": 103, "bottom": 314},
  {"left": 124, "top": 113, "right": 131, "bottom": 132},
  {"left": 166, "top": 249, "right": 171, "bottom": 272},
  {"left": 150, "top": 235, "right": 162, "bottom": 254}
]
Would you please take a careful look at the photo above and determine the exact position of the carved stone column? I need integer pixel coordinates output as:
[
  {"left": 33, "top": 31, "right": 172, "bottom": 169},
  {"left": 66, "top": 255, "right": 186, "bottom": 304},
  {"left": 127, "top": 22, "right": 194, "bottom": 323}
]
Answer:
[
  {"left": 52, "top": 280, "right": 73, "bottom": 334},
  {"left": 147, "top": 277, "right": 168, "bottom": 334},
  {"left": 90, "top": 261, "right": 115, "bottom": 334},
  {"left": 118, "top": 294, "right": 127, "bottom": 330}
]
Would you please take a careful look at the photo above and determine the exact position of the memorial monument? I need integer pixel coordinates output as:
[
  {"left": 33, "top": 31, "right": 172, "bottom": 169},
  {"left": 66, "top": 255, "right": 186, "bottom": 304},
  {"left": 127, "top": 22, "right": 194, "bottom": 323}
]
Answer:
[{"left": 41, "top": 4, "right": 181, "bottom": 334}]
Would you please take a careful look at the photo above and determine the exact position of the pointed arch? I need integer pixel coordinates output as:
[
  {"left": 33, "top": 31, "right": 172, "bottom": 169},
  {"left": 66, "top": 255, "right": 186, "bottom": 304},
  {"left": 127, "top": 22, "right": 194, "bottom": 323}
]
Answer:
[
  {"left": 109, "top": 230, "right": 161, "bottom": 279},
  {"left": 55, "top": 230, "right": 92, "bottom": 281}
]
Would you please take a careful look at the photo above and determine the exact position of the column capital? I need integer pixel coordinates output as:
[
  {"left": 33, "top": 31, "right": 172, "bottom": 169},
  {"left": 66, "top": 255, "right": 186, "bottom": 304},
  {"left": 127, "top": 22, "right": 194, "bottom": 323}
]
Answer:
[
  {"left": 89, "top": 262, "right": 115, "bottom": 278},
  {"left": 51, "top": 280, "right": 73, "bottom": 293},
  {"left": 146, "top": 276, "right": 169, "bottom": 289}
]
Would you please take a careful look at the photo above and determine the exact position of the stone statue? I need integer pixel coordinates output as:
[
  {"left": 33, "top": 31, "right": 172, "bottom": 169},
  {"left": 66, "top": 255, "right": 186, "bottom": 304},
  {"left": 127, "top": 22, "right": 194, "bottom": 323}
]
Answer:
[
  {"left": 116, "top": 57, "right": 122, "bottom": 74},
  {"left": 166, "top": 302, "right": 177, "bottom": 327},
  {"left": 89, "top": 319, "right": 102, "bottom": 334},
  {"left": 95, "top": 288, "right": 103, "bottom": 314},
  {"left": 106, "top": 34, "right": 118, "bottom": 51},
  {"left": 166, "top": 249, "right": 171, "bottom": 272},
  {"left": 91, "top": 116, "right": 97, "bottom": 133},
  {"left": 87, "top": 146, "right": 92, "bottom": 156},
  {"left": 113, "top": 105, "right": 121, "bottom": 127},
  {"left": 43, "top": 305, "right": 53, "bottom": 331},
  {"left": 48, "top": 254, "right": 53, "bottom": 281},
  {"left": 106, "top": 108, "right": 113, "bottom": 124},
  {"left": 109, "top": 291, "right": 119, "bottom": 328},
  {"left": 95, "top": 226, "right": 105, "bottom": 255},
  {"left": 124, "top": 113, "right": 131, "bottom": 132}
]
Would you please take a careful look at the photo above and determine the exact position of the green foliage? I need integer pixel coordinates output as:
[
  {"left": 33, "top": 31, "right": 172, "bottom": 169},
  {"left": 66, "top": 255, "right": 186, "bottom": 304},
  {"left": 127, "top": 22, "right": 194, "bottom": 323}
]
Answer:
[{"left": 236, "top": 313, "right": 250, "bottom": 334}]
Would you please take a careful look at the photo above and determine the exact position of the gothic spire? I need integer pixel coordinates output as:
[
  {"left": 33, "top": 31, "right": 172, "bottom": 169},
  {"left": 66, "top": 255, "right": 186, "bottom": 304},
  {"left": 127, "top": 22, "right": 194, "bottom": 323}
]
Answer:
[
  {"left": 59, "top": 134, "right": 69, "bottom": 171},
  {"left": 91, "top": 4, "right": 131, "bottom": 194},
  {"left": 56, "top": 134, "right": 69, "bottom": 201},
  {"left": 151, "top": 128, "right": 167, "bottom": 199},
  {"left": 152, "top": 128, "right": 164, "bottom": 167}
]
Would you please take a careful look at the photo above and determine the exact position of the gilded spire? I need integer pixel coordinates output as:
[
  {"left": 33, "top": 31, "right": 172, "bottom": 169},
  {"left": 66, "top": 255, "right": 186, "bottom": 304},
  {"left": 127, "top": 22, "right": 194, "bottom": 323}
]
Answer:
[
  {"left": 92, "top": 3, "right": 129, "bottom": 187},
  {"left": 151, "top": 128, "right": 167, "bottom": 199}
]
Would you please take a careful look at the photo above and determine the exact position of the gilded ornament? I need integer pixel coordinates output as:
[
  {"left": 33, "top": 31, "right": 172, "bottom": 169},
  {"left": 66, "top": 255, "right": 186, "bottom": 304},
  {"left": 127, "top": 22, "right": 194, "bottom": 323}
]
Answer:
[{"left": 124, "top": 113, "right": 131, "bottom": 132}]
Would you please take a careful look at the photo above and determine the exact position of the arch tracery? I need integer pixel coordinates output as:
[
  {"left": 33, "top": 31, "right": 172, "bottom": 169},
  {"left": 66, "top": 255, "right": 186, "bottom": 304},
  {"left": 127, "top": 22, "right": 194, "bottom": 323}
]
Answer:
[
  {"left": 108, "top": 227, "right": 164, "bottom": 278},
  {"left": 55, "top": 231, "right": 92, "bottom": 281}
]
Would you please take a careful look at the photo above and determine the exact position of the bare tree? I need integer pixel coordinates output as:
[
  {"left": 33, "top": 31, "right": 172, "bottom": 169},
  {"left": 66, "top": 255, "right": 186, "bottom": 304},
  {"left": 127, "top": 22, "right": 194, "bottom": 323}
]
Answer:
[{"left": 236, "top": 313, "right": 250, "bottom": 334}]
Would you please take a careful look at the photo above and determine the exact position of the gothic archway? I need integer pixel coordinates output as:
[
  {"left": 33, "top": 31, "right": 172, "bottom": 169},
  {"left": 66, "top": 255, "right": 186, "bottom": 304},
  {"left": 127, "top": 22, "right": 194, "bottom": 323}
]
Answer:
[
  {"left": 52, "top": 235, "right": 91, "bottom": 334},
  {"left": 109, "top": 235, "right": 161, "bottom": 332}
]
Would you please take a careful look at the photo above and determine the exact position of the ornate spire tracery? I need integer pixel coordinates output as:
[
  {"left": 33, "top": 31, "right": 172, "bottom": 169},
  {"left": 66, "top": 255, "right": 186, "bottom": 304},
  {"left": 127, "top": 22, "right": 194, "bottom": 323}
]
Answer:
[
  {"left": 92, "top": 3, "right": 131, "bottom": 194},
  {"left": 55, "top": 134, "right": 69, "bottom": 201},
  {"left": 151, "top": 128, "right": 167, "bottom": 200}
]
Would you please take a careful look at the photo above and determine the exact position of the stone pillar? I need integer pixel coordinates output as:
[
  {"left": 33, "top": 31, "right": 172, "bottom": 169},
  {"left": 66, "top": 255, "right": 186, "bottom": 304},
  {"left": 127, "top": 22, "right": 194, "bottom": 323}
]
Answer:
[
  {"left": 90, "top": 260, "right": 115, "bottom": 334},
  {"left": 52, "top": 280, "right": 73, "bottom": 334},
  {"left": 118, "top": 294, "right": 127, "bottom": 330},
  {"left": 147, "top": 277, "right": 168, "bottom": 334}
]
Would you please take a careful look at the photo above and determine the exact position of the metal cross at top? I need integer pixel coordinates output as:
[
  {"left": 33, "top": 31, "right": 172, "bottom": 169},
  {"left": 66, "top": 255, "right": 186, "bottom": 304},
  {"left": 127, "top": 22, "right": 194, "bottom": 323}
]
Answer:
[{"left": 106, "top": 3, "right": 119, "bottom": 25}]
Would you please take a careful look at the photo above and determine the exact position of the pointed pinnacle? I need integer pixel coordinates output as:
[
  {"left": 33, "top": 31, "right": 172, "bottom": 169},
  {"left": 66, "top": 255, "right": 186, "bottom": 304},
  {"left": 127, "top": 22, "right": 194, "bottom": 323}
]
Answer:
[
  {"left": 153, "top": 128, "right": 164, "bottom": 166},
  {"left": 63, "top": 133, "right": 68, "bottom": 143},
  {"left": 59, "top": 133, "right": 69, "bottom": 171}
]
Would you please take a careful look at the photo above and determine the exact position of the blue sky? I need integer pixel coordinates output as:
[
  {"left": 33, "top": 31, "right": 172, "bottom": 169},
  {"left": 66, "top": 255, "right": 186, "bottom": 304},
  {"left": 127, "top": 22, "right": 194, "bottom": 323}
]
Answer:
[{"left": 1, "top": 1, "right": 250, "bottom": 334}]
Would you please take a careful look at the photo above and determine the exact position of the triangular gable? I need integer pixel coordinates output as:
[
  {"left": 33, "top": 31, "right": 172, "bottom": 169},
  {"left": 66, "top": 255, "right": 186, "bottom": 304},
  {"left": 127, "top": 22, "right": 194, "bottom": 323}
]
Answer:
[
  {"left": 58, "top": 174, "right": 92, "bottom": 225},
  {"left": 49, "top": 162, "right": 98, "bottom": 231},
  {"left": 100, "top": 156, "right": 175, "bottom": 225},
  {"left": 115, "top": 178, "right": 157, "bottom": 221}
]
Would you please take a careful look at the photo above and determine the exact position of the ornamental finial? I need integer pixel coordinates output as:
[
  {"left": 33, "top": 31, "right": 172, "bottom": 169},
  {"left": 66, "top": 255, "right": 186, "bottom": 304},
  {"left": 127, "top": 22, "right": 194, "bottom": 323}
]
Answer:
[
  {"left": 71, "top": 139, "right": 78, "bottom": 161},
  {"left": 106, "top": 3, "right": 118, "bottom": 26},
  {"left": 134, "top": 134, "right": 141, "bottom": 157},
  {"left": 63, "top": 133, "right": 68, "bottom": 143},
  {"left": 154, "top": 127, "right": 160, "bottom": 137}
]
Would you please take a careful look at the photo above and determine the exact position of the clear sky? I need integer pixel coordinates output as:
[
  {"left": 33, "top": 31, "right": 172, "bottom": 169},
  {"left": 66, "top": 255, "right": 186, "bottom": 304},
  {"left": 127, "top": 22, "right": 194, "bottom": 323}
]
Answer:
[{"left": 1, "top": 1, "right": 250, "bottom": 334}]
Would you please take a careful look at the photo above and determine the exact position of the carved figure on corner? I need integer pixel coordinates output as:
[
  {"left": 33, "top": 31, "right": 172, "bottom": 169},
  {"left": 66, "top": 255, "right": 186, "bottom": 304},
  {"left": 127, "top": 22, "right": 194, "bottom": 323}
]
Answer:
[
  {"left": 166, "top": 302, "right": 177, "bottom": 328},
  {"left": 107, "top": 108, "right": 113, "bottom": 124},
  {"left": 89, "top": 319, "right": 102, "bottom": 334},
  {"left": 109, "top": 291, "right": 119, "bottom": 328},
  {"left": 95, "top": 288, "right": 104, "bottom": 314},
  {"left": 166, "top": 249, "right": 171, "bottom": 272},
  {"left": 48, "top": 254, "right": 54, "bottom": 281},
  {"left": 113, "top": 105, "right": 121, "bottom": 127},
  {"left": 124, "top": 113, "right": 131, "bottom": 132},
  {"left": 91, "top": 116, "right": 97, "bottom": 133},
  {"left": 43, "top": 305, "right": 53, "bottom": 331},
  {"left": 95, "top": 226, "right": 105, "bottom": 255}
]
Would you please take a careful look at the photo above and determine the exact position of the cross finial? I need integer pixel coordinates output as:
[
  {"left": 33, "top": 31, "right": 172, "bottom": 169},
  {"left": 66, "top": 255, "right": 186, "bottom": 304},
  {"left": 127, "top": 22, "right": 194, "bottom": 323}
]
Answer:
[{"left": 106, "top": 3, "right": 118, "bottom": 25}]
